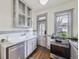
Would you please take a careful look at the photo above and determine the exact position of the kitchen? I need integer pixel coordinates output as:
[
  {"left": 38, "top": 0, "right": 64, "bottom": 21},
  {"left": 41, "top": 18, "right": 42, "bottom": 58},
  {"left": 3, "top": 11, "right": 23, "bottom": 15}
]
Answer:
[{"left": 0, "top": 0, "right": 78, "bottom": 59}]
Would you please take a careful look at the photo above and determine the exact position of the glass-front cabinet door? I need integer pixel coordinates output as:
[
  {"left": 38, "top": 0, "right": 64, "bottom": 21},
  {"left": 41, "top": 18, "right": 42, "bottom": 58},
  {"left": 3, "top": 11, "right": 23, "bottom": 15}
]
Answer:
[{"left": 13, "top": 0, "right": 32, "bottom": 28}]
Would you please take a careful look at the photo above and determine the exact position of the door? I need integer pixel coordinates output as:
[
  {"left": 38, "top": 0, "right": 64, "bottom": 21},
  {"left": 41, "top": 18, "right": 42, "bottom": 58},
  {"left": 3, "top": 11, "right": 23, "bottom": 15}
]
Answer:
[{"left": 37, "top": 14, "right": 47, "bottom": 47}]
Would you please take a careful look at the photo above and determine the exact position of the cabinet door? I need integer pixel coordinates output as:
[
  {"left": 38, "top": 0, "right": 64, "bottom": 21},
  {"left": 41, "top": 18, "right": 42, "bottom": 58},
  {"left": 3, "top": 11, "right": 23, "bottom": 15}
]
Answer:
[
  {"left": 27, "top": 40, "right": 32, "bottom": 56},
  {"left": 27, "top": 38, "right": 37, "bottom": 56},
  {"left": 13, "top": 0, "right": 26, "bottom": 27},
  {"left": 32, "top": 38, "right": 37, "bottom": 51},
  {"left": 25, "top": 42, "right": 27, "bottom": 58},
  {"left": 8, "top": 43, "right": 25, "bottom": 59},
  {"left": 13, "top": 0, "right": 32, "bottom": 28},
  {"left": 71, "top": 45, "right": 78, "bottom": 59}
]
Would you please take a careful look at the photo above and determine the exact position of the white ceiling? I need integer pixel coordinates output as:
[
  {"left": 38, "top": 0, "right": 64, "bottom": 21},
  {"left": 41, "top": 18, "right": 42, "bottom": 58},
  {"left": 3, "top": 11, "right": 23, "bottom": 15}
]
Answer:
[{"left": 25, "top": 0, "right": 74, "bottom": 11}]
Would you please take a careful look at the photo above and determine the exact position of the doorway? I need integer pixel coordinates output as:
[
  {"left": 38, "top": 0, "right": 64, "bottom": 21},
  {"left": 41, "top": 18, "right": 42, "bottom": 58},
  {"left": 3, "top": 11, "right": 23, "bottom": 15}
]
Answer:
[{"left": 37, "top": 13, "right": 47, "bottom": 48}]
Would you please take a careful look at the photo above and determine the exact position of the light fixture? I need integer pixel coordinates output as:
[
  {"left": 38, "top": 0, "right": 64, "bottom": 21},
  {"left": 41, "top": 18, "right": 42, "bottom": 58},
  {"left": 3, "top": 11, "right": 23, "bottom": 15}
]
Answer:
[{"left": 40, "top": 0, "right": 48, "bottom": 5}]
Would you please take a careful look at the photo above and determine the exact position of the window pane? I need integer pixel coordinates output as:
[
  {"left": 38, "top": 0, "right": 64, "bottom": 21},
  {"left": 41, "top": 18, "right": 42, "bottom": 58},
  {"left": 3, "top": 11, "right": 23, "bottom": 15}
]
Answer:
[
  {"left": 19, "top": 0, "right": 25, "bottom": 14},
  {"left": 19, "top": 14, "right": 25, "bottom": 25}
]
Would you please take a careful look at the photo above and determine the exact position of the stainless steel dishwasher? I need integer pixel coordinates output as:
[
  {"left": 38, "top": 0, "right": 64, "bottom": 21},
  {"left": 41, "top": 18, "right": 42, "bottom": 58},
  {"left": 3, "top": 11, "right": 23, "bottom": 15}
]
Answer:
[{"left": 7, "top": 42, "right": 25, "bottom": 59}]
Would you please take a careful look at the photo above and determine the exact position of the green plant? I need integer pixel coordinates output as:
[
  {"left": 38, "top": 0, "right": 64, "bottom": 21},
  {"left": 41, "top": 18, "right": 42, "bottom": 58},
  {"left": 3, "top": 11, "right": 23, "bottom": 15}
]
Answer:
[{"left": 59, "top": 32, "right": 71, "bottom": 39}]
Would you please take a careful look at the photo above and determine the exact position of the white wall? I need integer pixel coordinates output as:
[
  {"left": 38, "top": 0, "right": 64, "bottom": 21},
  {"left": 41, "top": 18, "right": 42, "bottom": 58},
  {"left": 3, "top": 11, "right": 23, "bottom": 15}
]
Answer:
[
  {"left": 32, "top": 0, "right": 78, "bottom": 48},
  {"left": 0, "top": 0, "right": 13, "bottom": 29}
]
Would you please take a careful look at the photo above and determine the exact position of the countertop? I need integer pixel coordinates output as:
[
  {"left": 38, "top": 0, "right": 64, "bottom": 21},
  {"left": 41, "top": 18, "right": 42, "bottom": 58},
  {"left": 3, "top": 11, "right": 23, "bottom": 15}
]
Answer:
[{"left": 0, "top": 35, "right": 37, "bottom": 48}]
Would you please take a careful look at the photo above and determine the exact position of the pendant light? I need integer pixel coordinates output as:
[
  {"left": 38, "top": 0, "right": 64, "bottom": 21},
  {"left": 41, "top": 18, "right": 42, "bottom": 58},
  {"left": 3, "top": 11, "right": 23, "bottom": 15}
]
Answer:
[{"left": 40, "top": 0, "right": 48, "bottom": 5}]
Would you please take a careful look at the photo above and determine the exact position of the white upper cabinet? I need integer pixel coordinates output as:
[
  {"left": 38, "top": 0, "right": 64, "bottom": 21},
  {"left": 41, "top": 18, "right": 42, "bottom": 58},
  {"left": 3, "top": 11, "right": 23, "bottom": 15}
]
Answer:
[{"left": 13, "top": 0, "right": 32, "bottom": 28}]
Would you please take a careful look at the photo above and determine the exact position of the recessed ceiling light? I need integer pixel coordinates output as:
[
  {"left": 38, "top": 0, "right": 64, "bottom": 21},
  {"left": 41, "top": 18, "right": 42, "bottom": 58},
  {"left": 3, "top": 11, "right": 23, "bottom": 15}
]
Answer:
[{"left": 40, "top": 0, "right": 48, "bottom": 5}]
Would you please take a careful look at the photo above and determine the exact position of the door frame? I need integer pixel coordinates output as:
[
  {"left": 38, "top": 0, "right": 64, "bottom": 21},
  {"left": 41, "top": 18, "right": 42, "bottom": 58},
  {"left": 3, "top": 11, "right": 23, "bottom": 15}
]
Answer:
[{"left": 37, "top": 13, "right": 48, "bottom": 47}]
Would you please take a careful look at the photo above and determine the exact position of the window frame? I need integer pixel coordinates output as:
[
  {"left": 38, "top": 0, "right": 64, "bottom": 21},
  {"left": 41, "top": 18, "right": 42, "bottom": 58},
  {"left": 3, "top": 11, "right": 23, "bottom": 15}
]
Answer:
[{"left": 54, "top": 9, "right": 73, "bottom": 37}]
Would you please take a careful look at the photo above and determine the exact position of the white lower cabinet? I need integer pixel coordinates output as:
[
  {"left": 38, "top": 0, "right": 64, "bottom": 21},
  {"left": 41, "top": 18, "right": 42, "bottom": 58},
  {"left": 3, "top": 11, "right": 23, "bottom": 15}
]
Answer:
[
  {"left": 0, "top": 37, "right": 37, "bottom": 59},
  {"left": 32, "top": 38, "right": 37, "bottom": 51},
  {"left": 69, "top": 41, "right": 78, "bottom": 59},
  {"left": 8, "top": 37, "right": 37, "bottom": 59},
  {"left": 27, "top": 39, "right": 33, "bottom": 56},
  {"left": 27, "top": 38, "right": 37, "bottom": 56},
  {"left": 70, "top": 45, "right": 78, "bottom": 59}
]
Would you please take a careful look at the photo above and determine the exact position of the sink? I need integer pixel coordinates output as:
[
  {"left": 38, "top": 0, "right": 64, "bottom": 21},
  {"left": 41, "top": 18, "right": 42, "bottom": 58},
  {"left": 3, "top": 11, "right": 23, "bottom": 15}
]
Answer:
[
  {"left": 0, "top": 34, "right": 8, "bottom": 43},
  {"left": 0, "top": 39, "right": 9, "bottom": 44}
]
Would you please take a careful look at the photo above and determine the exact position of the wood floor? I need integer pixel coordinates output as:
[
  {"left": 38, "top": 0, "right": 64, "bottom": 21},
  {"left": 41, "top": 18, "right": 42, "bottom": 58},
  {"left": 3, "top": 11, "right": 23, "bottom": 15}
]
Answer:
[
  {"left": 27, "top": 47, "right": 50, "bottom": 59},
  {"left": 27, "top": 46, "right": 65, "bottom": 59}
]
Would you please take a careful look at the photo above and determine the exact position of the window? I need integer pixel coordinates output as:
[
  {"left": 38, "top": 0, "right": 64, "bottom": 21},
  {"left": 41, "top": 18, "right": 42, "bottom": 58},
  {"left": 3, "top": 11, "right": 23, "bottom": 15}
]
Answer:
[{"left": 55, "top": 9, "right": 73, "bottom": 37}]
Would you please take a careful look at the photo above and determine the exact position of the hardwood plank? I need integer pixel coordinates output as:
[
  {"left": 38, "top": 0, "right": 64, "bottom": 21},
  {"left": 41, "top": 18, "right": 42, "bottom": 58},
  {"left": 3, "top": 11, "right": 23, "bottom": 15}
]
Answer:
[{"left": 27, "top": 47, "right": 50, "bottom": 59}]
